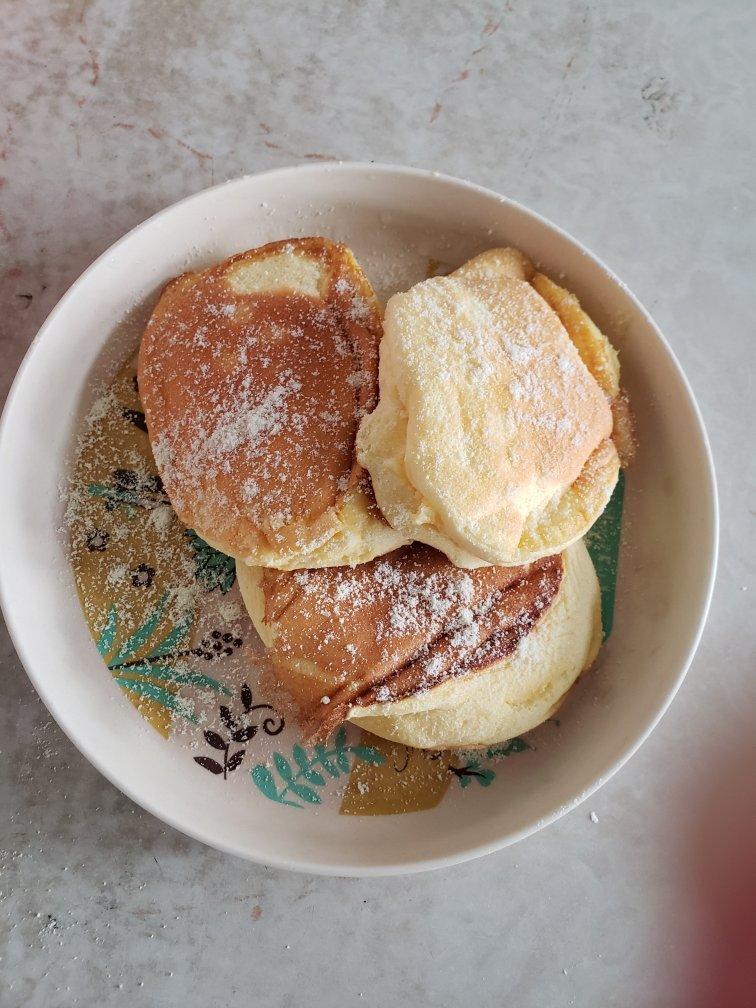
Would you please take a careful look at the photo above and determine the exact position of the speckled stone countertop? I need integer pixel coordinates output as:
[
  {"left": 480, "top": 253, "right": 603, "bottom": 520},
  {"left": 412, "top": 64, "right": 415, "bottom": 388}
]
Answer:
[{"left": 1, "top": 2, "right": 754, "bottom": 1006}]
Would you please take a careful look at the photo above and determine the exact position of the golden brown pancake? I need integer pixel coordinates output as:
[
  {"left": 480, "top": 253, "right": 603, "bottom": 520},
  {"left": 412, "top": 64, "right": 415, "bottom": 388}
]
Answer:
[
  {"left": 138, "top": 237, "right": 407, "bottom": 569},
  {"left": 237, "top": 542, "right": 565, "bottom": 745}
]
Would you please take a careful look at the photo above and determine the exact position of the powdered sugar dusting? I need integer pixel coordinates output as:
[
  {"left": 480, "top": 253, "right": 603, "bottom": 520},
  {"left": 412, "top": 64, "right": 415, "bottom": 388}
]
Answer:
[
  {"left": 264, "top": 545, "right": 563, "bottom": 716},
  {"left": 139, "top": 239, "right": 382, "bottom": 556},
  {"left": 382, "top": 264, "right": 614, "bottom": 537}
]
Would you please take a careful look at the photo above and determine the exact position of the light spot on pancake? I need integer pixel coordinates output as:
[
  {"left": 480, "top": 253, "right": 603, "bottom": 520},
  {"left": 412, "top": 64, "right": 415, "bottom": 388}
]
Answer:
[{"left": 226, "top": 251, "right": 325, "bottom": 299}]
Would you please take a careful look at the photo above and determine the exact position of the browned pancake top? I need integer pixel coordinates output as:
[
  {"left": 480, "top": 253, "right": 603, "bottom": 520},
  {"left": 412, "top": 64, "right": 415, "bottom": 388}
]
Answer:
[
  {"left": 259, "top": 544, "right": 564, "bottom": 743},
  {"left": 138, "top": 238, "right": 381, "bottom": 557}
]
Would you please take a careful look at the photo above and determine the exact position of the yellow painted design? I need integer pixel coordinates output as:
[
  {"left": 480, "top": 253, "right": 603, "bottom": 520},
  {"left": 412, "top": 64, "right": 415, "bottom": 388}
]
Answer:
[
  {"left": 68, "top": 355, "right": 196, "bottom": 737},
  {"left": 339, "top": 731, "right": 454, "bottom": 815}
]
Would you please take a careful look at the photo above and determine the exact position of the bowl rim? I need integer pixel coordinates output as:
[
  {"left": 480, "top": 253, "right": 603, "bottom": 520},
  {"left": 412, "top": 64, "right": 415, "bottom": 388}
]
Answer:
[{"left": 0, "top": 162, "right": 719, "bottom": 875}]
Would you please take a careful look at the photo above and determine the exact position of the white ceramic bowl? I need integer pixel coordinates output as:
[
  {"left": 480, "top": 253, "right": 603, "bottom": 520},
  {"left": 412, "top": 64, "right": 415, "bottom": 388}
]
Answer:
[{"left": 0, "top": 165, "right": 717, "bottom": 875}]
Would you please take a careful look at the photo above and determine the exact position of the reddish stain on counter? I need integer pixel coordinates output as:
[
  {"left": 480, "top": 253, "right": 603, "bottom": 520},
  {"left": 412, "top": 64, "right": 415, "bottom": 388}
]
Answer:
[
  {"left": 175, "top": 137, "right": 213, "bottom": 163},
  {"left": 78, "top": 35, "right": 100, "bottom": 85}
]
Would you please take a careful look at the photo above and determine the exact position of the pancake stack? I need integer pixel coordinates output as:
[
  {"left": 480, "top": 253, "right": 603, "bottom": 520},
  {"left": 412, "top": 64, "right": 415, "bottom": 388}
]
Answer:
[{"left": 139, "top": 238, "right": 631, "bottom": 750}]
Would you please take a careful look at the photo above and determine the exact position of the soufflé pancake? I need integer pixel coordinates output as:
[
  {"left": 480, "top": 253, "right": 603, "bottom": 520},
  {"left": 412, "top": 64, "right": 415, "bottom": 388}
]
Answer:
[
  {"left": 237, "top": 540, "right": 601, "bottom": 749},
  {"left": 140, "top": 237, "right": 631, "bottom": 752},
  {"left": 138, "top": 238, "right": 407, "bottom": 569},
  {"left": 357, "top": 248, "right": 626, "bottom": 568}
]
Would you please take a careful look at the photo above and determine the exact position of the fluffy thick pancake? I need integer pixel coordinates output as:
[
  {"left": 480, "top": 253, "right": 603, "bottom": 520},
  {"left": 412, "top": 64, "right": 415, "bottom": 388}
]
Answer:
[
  {"left": 531, "top": 271, "right": 635, "bottom": 467},
  {"left": 237, "top": 540, "right": 600, "bottom": 748},
  {"left": 530, "top": 271, "right": 619, "bottom": 399},
  {"left": 138, "top": 238, "right": 407, "bottom": 569},
  {"left": 350, "top": 541, "right": 600, "bottom": 747},
  {"left": 357, "top": 248, "right": 620, "bottom": 566}
]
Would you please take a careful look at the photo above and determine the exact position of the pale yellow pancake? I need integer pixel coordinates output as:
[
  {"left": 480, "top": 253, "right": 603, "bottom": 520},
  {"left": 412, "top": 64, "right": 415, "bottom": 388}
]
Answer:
[{"left": 357, "top": 247, "right": 623, "bottom": 567}]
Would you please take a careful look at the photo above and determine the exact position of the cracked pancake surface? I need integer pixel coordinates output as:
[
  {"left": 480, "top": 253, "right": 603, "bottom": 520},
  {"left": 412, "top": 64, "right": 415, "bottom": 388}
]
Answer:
[{"left": 237, "top": 540, "right": 602, "bottom": 748}]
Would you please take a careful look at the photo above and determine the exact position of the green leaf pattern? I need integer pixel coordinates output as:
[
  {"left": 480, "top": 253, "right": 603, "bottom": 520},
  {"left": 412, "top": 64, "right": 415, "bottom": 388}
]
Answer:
[
  {"left": 96, "top": 607, "right": 118, "bottom": 660},
  {"left": 250, "top": 726, "right": 386, "bottom": 809},
  {"left": 585, "top": 470, "right": 625, "bottom": 639},
  {"left": 95, "top": 596, "right": 231, "bottom": 722},
  {"left": 184, "top": 529, "right": 236, "bottom": 594},
  {"left": 452, "top": 737, "right": 531, "bottom": 789},
  {"left": 112, "top": 677, "right": 199, "bottom": 723},
  {"left": 107, "top": 592, "right": 169, "bottom": 667}
]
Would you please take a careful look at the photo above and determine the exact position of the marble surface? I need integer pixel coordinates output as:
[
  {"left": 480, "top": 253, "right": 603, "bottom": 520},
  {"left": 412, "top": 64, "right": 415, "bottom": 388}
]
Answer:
[{"left": 1, "top": 1, "right": 754, "bottom": 1005}]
